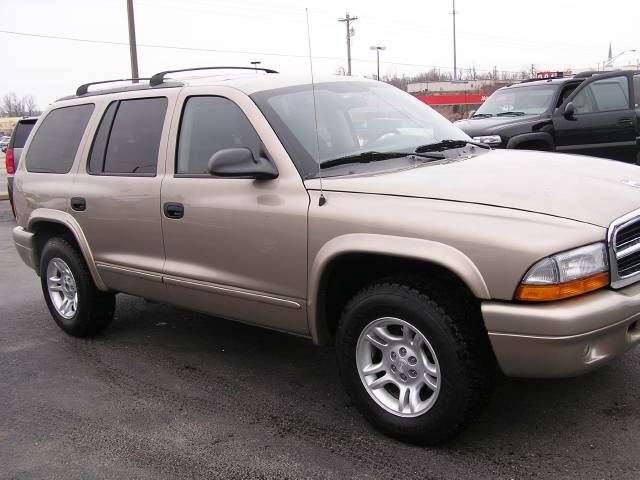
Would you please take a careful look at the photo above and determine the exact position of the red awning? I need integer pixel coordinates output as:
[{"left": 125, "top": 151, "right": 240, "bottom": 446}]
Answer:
[{"left": 417, "top": 94, "right": 488, "bottom": 105}]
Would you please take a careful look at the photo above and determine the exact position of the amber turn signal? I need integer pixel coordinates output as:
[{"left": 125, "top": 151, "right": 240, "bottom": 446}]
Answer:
[{"left": 515, "top": 271, "right": 610, "bottom": 302}]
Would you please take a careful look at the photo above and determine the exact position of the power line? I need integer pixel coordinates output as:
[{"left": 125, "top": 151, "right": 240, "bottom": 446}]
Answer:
[{"left": 0, "top": 29, "right": 530, "bottom": 75}]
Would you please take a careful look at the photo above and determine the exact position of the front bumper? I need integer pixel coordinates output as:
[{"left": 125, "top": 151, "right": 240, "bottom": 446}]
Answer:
[
  {"left": 13, "top": 226, "right": 36, "bottom": 271},
  {"left": 482, "top": 284, "right": 640, "bottom": 378}
]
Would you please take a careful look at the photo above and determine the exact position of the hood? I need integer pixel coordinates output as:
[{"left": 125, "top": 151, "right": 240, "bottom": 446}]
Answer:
[
  {"left": 455, "top": 115, "right": 540, "bottom": 137},
  {"left": 311, "top": 150, "right": 640, "bottom": 227}
]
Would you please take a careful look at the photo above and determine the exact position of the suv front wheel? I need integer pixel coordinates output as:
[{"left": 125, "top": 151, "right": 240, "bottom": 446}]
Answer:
[
  {"left": 39, "top": 237, "right": 115, "bottom": 337},
  {"left": 336, "top": 281, "right": 494, "bottom": 445}
]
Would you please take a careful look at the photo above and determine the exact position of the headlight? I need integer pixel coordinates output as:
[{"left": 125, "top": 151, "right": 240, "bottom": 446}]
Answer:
[
  {"left": 472, "top": 135, "right": 502, "bottom": 146},
  {"left": 516, "top": 243, "right": 609, "bottom": 302}
]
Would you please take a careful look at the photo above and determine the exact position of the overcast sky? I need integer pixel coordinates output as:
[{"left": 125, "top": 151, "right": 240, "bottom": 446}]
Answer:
[{"left": 1, "top": 0, "right": 638, "bottom": 109}]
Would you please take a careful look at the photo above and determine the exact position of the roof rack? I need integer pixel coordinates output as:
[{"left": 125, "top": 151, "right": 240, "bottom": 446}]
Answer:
[
  {"left": 76, "top": 78, "right": 150, "bottom": 96},
  {"left": 573, "top": 70, "right": 626, "bottom": 78},
  {"left": 149, "top": 66, "right": 278, "bottom": 87}
]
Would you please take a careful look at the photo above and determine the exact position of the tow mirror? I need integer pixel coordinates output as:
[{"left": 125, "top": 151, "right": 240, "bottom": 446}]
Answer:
[
  {"left": 563, "top": 102, "right": 576, "bottom": 120},
  {"left": 207, "top": 148, "right": 278, "bottom": 180}
]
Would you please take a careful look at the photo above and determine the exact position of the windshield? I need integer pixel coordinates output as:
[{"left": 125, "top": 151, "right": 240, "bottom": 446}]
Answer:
[
  {"left": 475, "top": 85, "right": 557, "bottom": 116},
  {"left": 252, "top": 81, "right": 471, "bottom": 178}
]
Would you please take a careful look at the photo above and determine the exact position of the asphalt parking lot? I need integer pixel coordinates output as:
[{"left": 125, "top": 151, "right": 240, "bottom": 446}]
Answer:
[{"left": 1, "top": 200, "right": 640, "bottom": 479}]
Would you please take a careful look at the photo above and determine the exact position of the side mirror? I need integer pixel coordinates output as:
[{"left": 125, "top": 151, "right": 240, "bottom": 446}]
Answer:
[
  {"left": 563, "top": 102, "right": 575, "bottom": 120},
  {"left": 207, "top": 148, "right": 278, "bottom": 180},
  {"left": 468, "top": 110, "right": 476, "bottom": 119}
]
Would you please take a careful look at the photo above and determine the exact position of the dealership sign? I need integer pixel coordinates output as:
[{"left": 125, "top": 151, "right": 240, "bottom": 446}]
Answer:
[{"left": 536, "top": 71, "right": 564, "bottom": 79}]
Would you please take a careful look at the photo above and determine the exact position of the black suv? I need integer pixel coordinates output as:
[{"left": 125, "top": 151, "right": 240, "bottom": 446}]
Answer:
[{"left": 455, "top": 71, "right": 640, "bottom": 162}]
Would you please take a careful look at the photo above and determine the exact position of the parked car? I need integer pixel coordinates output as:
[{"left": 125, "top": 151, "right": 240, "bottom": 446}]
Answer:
[
  {"left": 11, "top": 67, "right": 640, "bottom": 445},
  {"left": 455, "top": 71, "right": 640, "bottom": 162},
  {"left": 0, "top": 135, "right": 10, "bottom": 152},
  {"left": 5, "top": 117, "right": 38, "bottom": 216}
]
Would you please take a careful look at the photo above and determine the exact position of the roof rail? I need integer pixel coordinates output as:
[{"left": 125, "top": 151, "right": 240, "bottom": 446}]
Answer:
[
  {"left": 76, "top": 78, "right": 150, "bottom": 96},
  {"left": 149, "top": 66, "right": 278, "bottom": 87},
  {"left": 519, "top": 77, "right": 554, "bottom": 84}
]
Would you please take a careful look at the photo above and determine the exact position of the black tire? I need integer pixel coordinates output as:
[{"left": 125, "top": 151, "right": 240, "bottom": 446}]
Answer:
[
  {"left": 336, "top": 280, "right": 494, "bottom": 445},
  {"left": 39, "top": 236, "right": 115, "bottom": 337}
]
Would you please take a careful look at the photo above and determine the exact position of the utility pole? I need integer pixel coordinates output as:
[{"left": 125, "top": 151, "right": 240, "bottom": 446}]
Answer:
[
  {"left": 451, "top": 0, "right": 457, "bottom": 81},
  {"left": 126, "top": 0, "right": 139, "bottom": 82},
  {"left": 338, "top": 13, "right": 358, "bottom": 76},
  {"left": 370, "top": 46, "right": 386, "bottom": 80},
  {"left": 250, "top": 61, "right": 261, "bottom": 72}
]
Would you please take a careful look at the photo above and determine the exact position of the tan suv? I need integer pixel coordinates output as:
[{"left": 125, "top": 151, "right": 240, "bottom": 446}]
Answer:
[{"left": 11, "top": 67, "right": 640, "bottom": 444}]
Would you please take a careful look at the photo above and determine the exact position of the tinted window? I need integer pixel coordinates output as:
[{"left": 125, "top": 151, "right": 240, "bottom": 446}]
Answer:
[
  {"left": 634, "top": 76, "right": 640, "bottom": 106},
  {"left": 88, "top": 101, "right": 118, "bottom": 174},
  {"left": 475, "top": 85, "right": 557, "bottom": 115},
  {"left": 10, "top": 120, "right": 36, "bottom": 149},
  {"left": 177, "top": 96, "right": 261, "bottom": 174},
  {"left": 573, "top": 76, "right": 629, "bottom": 114},
  {"left": 26, "top": 104, "right": 94, "bottom": 174},
  {"left": 103, "top": 97, "right": 167, "bottom": 174}
]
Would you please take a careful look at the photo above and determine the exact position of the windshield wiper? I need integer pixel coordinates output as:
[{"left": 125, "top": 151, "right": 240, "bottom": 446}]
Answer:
[
  {"left": 471, "top": 113, "right": 493, "bottom": 118},
  {"left": 320, "top": 150, "right": 444, "bottom": 170},
  {"left": 415, "top": 139, "right": 489, "bottom": 153},
  {"left": 495, "top": 111, "right": 527, "bottom": 116}
]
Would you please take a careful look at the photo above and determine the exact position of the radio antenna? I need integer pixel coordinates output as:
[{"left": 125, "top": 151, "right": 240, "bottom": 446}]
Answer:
[{"left": 306, "top": 8, "right": 326, "bottom": 206}]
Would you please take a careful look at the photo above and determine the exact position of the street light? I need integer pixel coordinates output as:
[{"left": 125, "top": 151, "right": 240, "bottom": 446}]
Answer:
[
  {"left": 370, "top": 46, "right": 386, "bottom": 80},
  {"left": 604, "top": 49, "right": 636, "bottom": 69},
  {"left": 250, "top": 60, "right": 261, "bottom": 72}
]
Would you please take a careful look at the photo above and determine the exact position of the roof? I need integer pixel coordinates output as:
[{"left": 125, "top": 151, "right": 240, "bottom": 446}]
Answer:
[
  {"left": 505, "top": 77, "right": 579, "bottom": 89},
  {"left": 58, "top": 70, "right": 376, "bottom": 102}
]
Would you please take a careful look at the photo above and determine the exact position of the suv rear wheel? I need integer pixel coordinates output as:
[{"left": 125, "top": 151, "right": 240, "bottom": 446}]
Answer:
[
  {"left": 336, "top": 281, "right": 493, "bottom": 445},
  {"left": 39, "top": 237, "right": 115, "bottom": 337}
]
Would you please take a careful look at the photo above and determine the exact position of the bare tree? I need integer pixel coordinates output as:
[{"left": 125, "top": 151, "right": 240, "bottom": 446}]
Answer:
[
  {"left": 22, "top": 95, "right": 40, "bottom": 116},
  {"left": 0, "top": 92, "right": 41, "bottom": 117}
]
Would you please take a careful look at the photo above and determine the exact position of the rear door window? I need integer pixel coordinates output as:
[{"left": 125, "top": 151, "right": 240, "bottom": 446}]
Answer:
[
  {"left": 634, "top": 76, "right": 639, "bottom": 107},
  {"left": 26, "top": 104, "right": 94, "bottom": 174},
  {"left": 103, "top": 97, "right": 167, "bottom": 175}
]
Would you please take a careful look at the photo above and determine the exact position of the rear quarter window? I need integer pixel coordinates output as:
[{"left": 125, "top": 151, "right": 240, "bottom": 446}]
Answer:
[
  {"left": 634, "top": 76, "right": 640, "bottom": 107},
  {"left": 26, "top": 104, "right": 94, "bottom": 174}
]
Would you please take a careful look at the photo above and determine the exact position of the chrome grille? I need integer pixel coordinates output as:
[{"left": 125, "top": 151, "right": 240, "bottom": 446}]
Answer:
[{"left": 609, "top": 210, "right": 640, "bottom": 288}]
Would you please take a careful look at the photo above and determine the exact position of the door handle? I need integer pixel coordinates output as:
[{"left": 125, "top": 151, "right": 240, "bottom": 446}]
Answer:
[
  {"left": 163, "top": 202, "right": 184, "bottom": 219},
  {"left": 617, "top": 118, "right": 633, "bottom": 127},
  {"left": 70, "top": 197, "right": 86, "bottom": 211}
]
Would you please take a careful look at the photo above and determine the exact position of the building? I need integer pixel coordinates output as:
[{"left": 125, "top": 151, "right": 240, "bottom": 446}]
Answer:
[{"left": 0, "top": 117, "right": 22, "bottom": 136}]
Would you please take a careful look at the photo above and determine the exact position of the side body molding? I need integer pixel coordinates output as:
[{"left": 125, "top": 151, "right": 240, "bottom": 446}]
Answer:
[
  {"left": 27, "top": 208, "right": 108, "bottom": 291},
  {"left": 307, "top": 233, "right": 491, "bottom": 345}
]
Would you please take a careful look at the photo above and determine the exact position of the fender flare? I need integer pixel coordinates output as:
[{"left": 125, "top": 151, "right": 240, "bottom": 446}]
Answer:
[
  {"left": 27, "top": 208, "right": 108, "bottom": 291},
  {"left": 307, "top": 234, "right": 491, "bottom": 345},
  {"left": 506, "top": 132, "right": 555, "bottom": 150}
]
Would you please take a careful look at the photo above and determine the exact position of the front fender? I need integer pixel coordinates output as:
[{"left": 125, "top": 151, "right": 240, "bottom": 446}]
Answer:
[
  {"left": 27, "top": 208, "right": 108, "bottom": 291},
  {"left": 307, "top": 233, "right": 490, "bottom": 345},
  {"left": 506, "top": 132, "right": 555, "bottom": 150}
]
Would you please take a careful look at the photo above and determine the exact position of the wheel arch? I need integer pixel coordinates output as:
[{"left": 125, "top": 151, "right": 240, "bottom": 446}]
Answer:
[
  {"left": 506, "top": 132, "right": 555, "bottom": 150},
  {"left": 27, "top": 208, "right": 108, "bottom": 291},
  {"left": 308, "top": 234, "right": 491, "bottom": 346}
]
